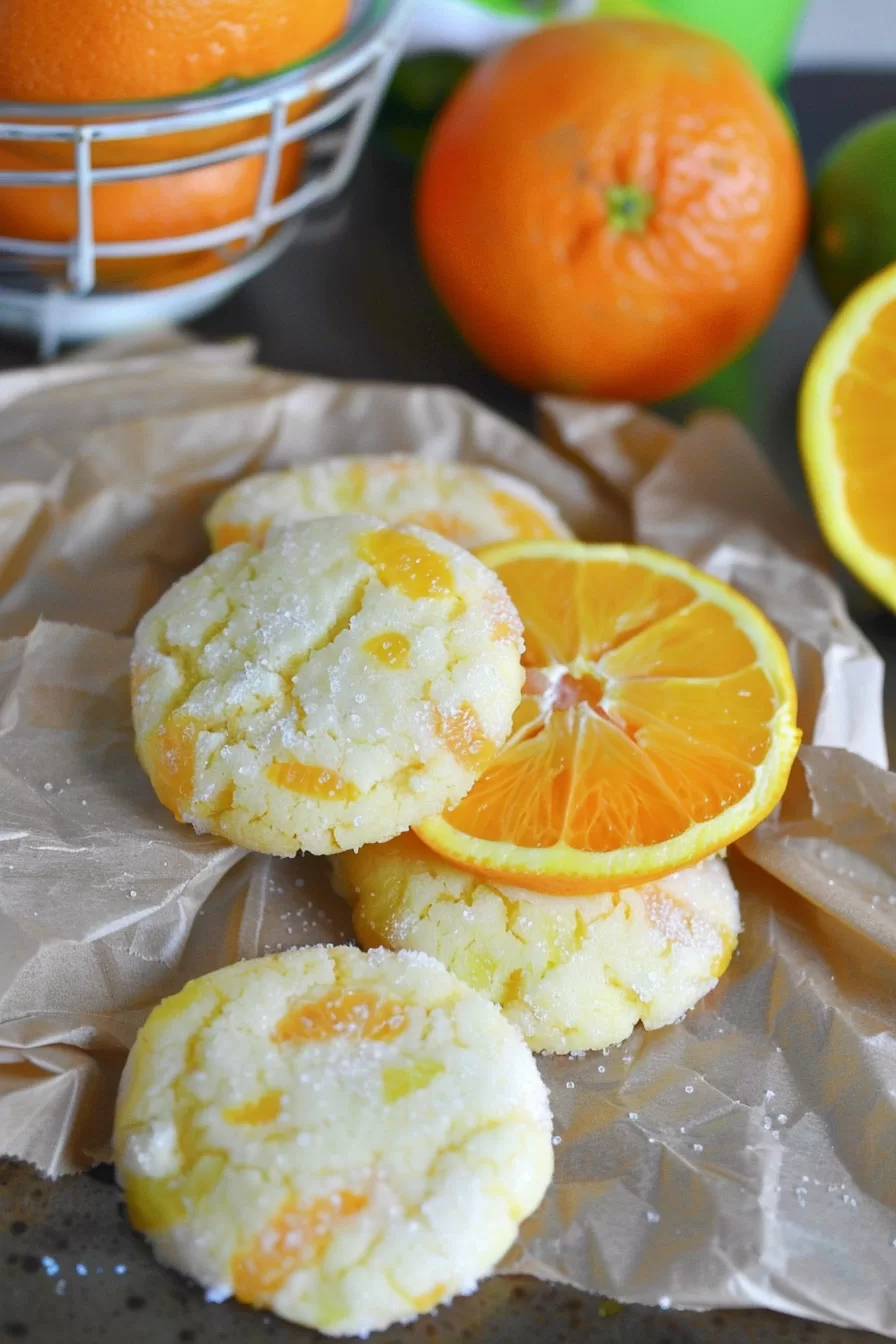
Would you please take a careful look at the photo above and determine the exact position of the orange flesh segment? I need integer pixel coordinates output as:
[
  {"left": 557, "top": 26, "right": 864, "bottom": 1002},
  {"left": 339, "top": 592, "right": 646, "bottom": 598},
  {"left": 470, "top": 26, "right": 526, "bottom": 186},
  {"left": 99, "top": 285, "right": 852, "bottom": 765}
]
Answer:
[
  {"left": 131, "top": 663, "right": 153, "bottom": 698},
  {"left": 272, "top": 989, "right": 407, "bottom": 1044},
  {"left": 335, "top": 460, "right": 374, "bottom": 510},
  {"left": 214, "top": 521, "right": 257, "bottom": 550},
  {"left": 381, "top": 1058, "right": 444, "bottom": 1103},
  {"left": 232, "top": 1191, "right": 368, "bottom": 1304},
  {"left": 224, "top": 1092, "right": 282, "bottom": 1126},
  {"left": 364, "top": 631, "right": 411, "bottom": 667},
  {"left": 395, "top": 493, "right": 558, "bottom": 547},
  {"left": 440, "top": 550, "right": 786, "bottom": 859},
  {"left": 832, "top": 305, "right": 896, "bottom": 555},
  {"left": 357, "top": 529, "right": 455, "bottom": 600},
  {"left": 640, "top": 887, "right": 735, "bottom": 978},
  {"left": 405, "top": 509, "right": 470, "bottom": 543},
  {"left": 266, "top": 762, "right": 358, "bottom": 802},
  {"left": 154, "top": 716, "right": 197, "bottom": 822},
  {"left": 432, "top": 701, "right": 495, "bottom": 770},
  {"left": 490, "top": 488, "right": 559, "bottom": 540},
  {"left": 485, "top": 588, "right": 523, "bottom": 643},
  {"left": 407, "top": 1283, "right": 448, "bottom": 1313},
  {"left": 514, "top": 559, "right": 695, "bottom": 667}
]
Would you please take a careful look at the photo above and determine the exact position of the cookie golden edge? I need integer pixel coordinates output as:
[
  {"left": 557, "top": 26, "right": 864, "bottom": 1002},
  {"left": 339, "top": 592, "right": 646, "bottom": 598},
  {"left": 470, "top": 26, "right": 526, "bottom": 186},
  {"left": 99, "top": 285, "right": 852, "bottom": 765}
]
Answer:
[
  {"left": 114, "top": 945, "right": 554, "bottom": 1337},
  {"left": 131, "top": 515, "right": 525, "bottom": 857},
  {"left": 204, "top": 455, "right": 572, "bottom": 553},
  {"left": 332, "top": 835, "right": 741, "bottom": 1055}
]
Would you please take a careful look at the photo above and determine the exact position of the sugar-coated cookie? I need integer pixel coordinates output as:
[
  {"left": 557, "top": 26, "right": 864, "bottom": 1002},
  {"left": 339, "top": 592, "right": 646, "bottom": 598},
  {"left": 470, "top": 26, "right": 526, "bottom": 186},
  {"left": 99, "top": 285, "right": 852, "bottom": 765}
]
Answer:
[
  {"left": 114, "top": 945, "right": 554, "bottom": 1336},
  {"left": 132, "top": 515, "right": 524, "bottom": 856},
  {"left": 332, "top": 835, "right": 740, "bottom": 1054},
  {"left": 205, "top": 456, "right": 570, "bottom": 553}
]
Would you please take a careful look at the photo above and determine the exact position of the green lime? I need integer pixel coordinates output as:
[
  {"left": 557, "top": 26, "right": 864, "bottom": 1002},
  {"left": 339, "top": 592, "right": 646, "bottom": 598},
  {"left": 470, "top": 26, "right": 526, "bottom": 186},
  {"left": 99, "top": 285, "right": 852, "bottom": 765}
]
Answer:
[
  {"left": 456, "top": 0, "right": 654, "bottom": 14},
  {"left": 375, "top": 53, "right": 473, "bottom": 164},
  {"left": 585, "top": 0, "right": 660, "bottom": 14},
  {"left": 388, "top": 52, "right": 473, "bottom": 115},
  {"left": 460, "top": 0, "right": 561, "bottom": 13},
  {"left": 811, "top": 113, "right": 896, "bottom": 308}
]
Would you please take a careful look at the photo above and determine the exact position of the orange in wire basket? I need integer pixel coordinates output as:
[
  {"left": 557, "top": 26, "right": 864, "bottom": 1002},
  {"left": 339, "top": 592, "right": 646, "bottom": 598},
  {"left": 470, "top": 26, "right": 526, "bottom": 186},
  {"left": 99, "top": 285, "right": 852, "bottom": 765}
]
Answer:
[
  {"left": 0, "top": 141, "right": 303, "bottom": 291},
  {"left": 0, "top": 0, "right": 350, "bottom": 288},
  {"left": 416, "top": 542, "right": 800, "bottom": 894},
  {"left": 0, "top": 0, "right": 350, "bottom": 103}
]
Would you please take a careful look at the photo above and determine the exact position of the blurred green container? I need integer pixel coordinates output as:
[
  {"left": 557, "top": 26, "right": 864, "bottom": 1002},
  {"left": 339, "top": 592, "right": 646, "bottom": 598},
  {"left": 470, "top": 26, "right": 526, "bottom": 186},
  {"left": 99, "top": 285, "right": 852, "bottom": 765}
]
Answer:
[
  {"left": 449, "top": 0, "right": 808, "bottom": 87},
  {"left": 650, "top": 0, "right": 807, "bottom": 87}
]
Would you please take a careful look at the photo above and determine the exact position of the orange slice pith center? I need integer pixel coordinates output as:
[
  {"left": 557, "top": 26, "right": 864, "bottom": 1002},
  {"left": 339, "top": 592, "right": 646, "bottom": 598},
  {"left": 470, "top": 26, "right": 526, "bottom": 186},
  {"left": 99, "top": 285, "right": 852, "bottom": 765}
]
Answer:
[
  {"left": 831, "top": 300, "right": 896, "bottom": 556},
  {"left": 442, "top": 552, "right": 780, "bottom": 857}
]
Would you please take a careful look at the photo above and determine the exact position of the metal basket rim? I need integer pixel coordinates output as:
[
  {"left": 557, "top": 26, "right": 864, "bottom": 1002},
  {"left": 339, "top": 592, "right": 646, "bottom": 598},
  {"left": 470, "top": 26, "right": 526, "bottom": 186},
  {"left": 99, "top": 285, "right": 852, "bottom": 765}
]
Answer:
[{"left": 0, "top": 0, "right": 402, "bottom": 124}]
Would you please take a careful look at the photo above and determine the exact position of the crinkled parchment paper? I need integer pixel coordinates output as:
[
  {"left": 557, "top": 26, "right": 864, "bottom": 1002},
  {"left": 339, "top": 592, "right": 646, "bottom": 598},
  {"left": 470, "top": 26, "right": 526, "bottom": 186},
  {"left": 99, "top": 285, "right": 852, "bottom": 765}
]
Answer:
[{"left": 1, "top": 336, "right": 894, "bottom": 1336}]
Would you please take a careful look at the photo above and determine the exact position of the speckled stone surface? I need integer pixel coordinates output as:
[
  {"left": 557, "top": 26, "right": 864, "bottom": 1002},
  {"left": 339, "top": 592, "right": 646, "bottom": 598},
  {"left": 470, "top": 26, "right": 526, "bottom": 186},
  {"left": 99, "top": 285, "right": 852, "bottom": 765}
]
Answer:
[{"left": 0, "top": 1160, "right": 880, "bottom": 1344}]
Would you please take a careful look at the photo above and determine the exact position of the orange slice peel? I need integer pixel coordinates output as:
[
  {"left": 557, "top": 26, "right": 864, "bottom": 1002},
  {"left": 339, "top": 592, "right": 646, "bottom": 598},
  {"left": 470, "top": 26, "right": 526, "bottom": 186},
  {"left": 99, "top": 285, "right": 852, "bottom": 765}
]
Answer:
[
  {"left": 415, "top": 541, "right": 801, "bottom": 894},
  {"left": 800, "top": 259, "right": 896, "bottom": 611}
]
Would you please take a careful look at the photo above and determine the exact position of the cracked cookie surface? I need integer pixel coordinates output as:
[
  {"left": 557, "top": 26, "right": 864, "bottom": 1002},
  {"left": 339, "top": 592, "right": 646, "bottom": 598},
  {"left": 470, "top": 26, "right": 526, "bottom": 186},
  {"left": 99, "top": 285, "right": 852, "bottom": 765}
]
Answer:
[
  {"left": 333, "top": 836, "right": 740, "bottom": 1053},
  {"left": 205, "top": 455, "right": 571, "bottom": 553},
  {"left": 131, "top": 515, "right": 524, "bottom": 856},
  {"left": 114, "top": 945, "right": 554, "bottom": 1336}
]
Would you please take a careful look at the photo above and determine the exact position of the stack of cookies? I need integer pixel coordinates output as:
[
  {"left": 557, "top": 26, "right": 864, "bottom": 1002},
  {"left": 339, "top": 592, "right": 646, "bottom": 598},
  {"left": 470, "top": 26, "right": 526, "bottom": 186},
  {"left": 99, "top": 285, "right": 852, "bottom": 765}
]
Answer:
[{"left": 119, "top": 455, "right": 799, "bottom": 1335}]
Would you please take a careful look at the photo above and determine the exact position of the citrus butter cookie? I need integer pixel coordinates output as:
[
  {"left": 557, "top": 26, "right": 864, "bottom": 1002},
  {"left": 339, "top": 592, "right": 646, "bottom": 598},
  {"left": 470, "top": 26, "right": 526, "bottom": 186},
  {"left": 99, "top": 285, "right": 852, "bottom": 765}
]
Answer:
[
  {"left": 132, "top": 515, "right": 524, "bottom": 856},
  {"left": 114, "top": 945, "right": 554, "bottom": 1336},
  {"left": 205, "top": 456, "right": 570, "bottom": 553},
  {"left": 332, "top": 836, "right": 740, "bottom": 1054}
]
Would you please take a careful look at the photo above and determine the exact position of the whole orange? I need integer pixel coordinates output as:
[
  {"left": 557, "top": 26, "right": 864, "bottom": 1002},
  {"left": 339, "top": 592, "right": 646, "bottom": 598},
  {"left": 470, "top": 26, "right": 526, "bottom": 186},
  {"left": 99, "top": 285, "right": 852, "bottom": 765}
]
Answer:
[
  {"left": 0, "top": 0, "right": 350, "bottom": 103},
  {"left": 0, "top": 141, "right": 302, "bottom": 290},
  {"left": 416, "top": 19, "right": 807, "bottom": 402}
]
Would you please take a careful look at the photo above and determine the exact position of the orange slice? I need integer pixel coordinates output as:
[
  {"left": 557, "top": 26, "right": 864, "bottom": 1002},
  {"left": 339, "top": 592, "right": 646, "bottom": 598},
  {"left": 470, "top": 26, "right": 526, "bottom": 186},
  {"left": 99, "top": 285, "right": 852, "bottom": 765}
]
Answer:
[
  {"left": 415, "top": 541, "right": 800, "bottom": 894},
  {"left": 799, "top": 259, "right": 896, "bottom": 610}
]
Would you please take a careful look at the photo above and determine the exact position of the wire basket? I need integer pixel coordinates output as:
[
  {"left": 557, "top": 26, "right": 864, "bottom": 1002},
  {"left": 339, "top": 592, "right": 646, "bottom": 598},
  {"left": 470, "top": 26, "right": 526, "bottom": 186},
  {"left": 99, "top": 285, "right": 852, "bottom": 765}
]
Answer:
[{"left": 0, "top": 0, "right": 413, "bottom": 355}]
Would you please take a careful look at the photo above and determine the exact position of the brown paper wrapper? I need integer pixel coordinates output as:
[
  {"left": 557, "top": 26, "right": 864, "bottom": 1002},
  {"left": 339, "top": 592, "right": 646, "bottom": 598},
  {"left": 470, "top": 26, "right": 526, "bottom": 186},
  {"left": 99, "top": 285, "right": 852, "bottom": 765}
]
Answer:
[{"left": 1, "top": 338, "right": 894, "bottom": 1336}]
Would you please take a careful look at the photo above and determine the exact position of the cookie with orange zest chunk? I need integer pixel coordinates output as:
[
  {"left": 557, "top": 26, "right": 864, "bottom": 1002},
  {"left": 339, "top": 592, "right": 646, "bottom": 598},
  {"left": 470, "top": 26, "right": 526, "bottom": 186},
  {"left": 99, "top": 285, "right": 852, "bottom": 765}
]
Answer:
[
  {"left": 114, "top": 945, "right": 553, "bottom": 1336},
  {"left": 205, "top": 455, "right": 570, "bottom": 553},
  {"left": 131, "top": 515, "right": 523, "bottom": 856},
  {"left": 333, "top": 834, "right": 740, "bottom": 1054},
  {"left": 416, "top": 540, "right": 800, "bottom": 894}
]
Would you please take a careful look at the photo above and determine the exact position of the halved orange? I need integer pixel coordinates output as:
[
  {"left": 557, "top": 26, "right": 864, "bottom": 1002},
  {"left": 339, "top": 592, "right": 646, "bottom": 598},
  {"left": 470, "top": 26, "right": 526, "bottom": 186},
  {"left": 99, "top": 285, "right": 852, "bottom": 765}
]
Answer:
[
  {"left": 415, "top": 541, "right": 800, "bottom": 894},
  {"left": 800, "top": 259, "right": 896, "bottom": 611}
]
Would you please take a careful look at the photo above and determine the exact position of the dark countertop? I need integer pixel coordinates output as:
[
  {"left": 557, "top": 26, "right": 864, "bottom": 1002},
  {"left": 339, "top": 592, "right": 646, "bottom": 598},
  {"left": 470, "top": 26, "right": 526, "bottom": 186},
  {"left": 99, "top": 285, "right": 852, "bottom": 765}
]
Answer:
[
  {"left": 0, "top": 1159, "right": 881, "bottom": 1344},
  {"left": 2, "top": 67, "right": 895, "bottom": 1344}
]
